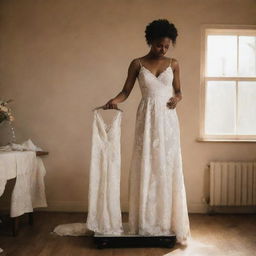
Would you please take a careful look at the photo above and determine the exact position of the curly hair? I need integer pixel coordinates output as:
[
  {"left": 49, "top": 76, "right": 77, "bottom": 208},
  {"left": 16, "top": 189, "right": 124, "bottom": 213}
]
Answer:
[{"left": 145, "top": 19, "right": 178, "bottom": 47}]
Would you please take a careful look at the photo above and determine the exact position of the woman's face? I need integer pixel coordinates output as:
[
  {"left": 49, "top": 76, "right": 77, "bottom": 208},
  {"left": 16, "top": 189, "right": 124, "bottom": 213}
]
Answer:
[{"left": 150, "top": 37, "right": 171, "bottom": 57}]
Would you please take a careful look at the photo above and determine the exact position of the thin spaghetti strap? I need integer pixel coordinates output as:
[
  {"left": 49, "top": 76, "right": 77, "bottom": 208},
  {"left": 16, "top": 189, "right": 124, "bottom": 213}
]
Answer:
[
  {"left": 169, "top": 58, "right": 172, "bottom": 67},
  {"left": 169, "top": 58, "right": 174, "bottom": 73},
  {"left": 138, "top": 58, "right": 142, "bottom": 67}
]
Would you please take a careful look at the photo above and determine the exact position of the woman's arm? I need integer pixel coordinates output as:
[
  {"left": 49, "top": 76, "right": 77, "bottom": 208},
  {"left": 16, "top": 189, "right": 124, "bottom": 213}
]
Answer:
[
  {"left": 103, "top": 59, "right": 139, "bottom": 109},
  {"left": 167, "top": 58, "right": 182, "bottom": 109}
]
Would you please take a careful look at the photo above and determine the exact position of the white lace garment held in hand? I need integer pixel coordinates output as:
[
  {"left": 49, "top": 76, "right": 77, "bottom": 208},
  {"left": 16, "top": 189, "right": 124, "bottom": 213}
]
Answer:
[
  {"left": 86, "top": 108, "right": 124, "bottom": 235},
  {"left": 128, "top": 58, "right": 191, "bottom": 245}
]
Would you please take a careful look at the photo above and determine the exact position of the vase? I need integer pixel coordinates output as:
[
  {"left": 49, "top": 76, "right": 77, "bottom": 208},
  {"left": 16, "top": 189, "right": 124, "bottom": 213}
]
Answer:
[{"left": 0, "top": 120, "right": 16, "bottom": 146}]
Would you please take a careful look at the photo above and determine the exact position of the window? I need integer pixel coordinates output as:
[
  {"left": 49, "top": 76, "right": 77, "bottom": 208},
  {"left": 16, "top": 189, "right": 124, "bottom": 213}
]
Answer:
[{"left": 199, "top": 25, "right": 256, "bottom": 142}]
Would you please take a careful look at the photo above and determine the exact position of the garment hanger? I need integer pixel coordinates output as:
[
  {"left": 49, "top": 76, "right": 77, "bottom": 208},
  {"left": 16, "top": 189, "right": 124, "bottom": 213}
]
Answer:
[{"left": 92, "top": 105, "right": 123, "bottom": 112}]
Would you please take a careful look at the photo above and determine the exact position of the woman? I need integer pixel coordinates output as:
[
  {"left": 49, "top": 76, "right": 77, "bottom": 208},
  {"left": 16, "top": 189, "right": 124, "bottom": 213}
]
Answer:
[{"left": 103, "top": 19, "right": 191, "bottom": 245}]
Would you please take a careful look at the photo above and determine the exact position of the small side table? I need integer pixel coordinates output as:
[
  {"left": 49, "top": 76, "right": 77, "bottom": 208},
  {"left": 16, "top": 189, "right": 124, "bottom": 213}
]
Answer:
[{"left": 0, "top": 150, "right": 49, "bottom": 236}]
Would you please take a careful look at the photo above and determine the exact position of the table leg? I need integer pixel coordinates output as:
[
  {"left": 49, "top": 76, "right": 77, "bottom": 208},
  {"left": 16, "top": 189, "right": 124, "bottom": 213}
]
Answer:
[
  {"left": 12, "top": 217, "right": 19, "bottom": 236},
  {"left": 28, "top": 212, "right": 33, "bottom": 225}
]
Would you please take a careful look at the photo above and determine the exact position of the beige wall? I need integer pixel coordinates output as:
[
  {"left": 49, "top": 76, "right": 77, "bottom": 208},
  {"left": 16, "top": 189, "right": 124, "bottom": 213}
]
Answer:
[{"left": 1, "top": 0, "right": 255, "bottom": 213}]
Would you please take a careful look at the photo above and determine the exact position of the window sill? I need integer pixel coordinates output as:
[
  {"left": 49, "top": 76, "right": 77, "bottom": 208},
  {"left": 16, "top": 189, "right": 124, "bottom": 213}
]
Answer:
[{"left": 196, "top": 137, "right": 256, "bottom": 143}]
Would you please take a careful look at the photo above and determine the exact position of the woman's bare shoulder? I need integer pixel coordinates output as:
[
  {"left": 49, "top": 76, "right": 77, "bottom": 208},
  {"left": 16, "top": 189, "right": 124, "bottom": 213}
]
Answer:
[
  {"left": 128, "top": 58, "right": 142, "bottom": 71},
  {"left": 170, "top": 58, "right": 179, "bottom": 71},
  {"left": 132, "top": 57, "right": 143, "bottom": 65},
  {"left": 170, "top": 57, "right": 178, "bottom": 63},
  {"left": 126, "top": 58, "right": 142, "bottom": 77},
  {"left": 171, "top": 57, "right": 178, "bottom": 62}
]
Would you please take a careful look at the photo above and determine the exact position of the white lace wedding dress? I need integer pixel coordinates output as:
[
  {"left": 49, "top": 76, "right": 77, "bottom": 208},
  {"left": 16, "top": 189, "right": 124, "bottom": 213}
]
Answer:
[
  {"left": 86, "top": 109, "right": 124, "bottom": 235},
  {"left": 128, "top": 58, "right": 191, "bottom": 244},
  {"left": 54, "top": 109, "right": 124, "bottom": 237}
]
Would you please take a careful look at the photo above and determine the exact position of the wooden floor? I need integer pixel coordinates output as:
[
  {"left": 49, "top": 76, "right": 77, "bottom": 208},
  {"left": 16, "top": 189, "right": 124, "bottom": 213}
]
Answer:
[{"left": 0, "top": 212, "right": 255, "bottom": 256}]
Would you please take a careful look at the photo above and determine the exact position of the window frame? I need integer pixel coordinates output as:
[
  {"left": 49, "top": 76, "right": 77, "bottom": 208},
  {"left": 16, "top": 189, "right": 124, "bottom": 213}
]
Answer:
[{"left": 198, "top": 24, "right": 256, "bottom": 143}]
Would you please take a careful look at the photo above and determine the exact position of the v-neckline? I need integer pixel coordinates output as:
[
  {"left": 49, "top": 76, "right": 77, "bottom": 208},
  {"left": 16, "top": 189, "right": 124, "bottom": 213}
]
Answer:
[
  {"left": 140, "top": 65, "right": 172, "bottom": 79},
  {"left": 95, "top": 109, "right": 121, "bottom": 135}
]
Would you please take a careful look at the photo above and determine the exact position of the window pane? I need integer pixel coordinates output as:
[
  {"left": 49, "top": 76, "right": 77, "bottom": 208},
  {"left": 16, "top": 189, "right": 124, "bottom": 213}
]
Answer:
[
  {"left": 237, "top": 81, "right": 256, "bottom": 134},
  {"left": 207, "top": 35, "right": 237, "bottom": 77},
  {"left": 239, "top": 36, "right": 256, "bottom": 77},
  {"left": 205, "top": 81, "right": 236, "bottom": 134}
]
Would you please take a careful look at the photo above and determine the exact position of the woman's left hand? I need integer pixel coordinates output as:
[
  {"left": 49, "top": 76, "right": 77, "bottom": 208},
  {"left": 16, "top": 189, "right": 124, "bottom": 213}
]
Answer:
[{"left": 166, "top": 96, "right": 179, "bottom": 109}]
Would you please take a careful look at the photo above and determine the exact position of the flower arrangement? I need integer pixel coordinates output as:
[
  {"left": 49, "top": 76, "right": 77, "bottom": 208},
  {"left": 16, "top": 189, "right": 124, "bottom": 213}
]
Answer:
[
  {"left": 0, "top": 99, "right": 14, "bottom": 123},
  {"left": 0, "top": 99, "right": 16, "bottom": 144}
]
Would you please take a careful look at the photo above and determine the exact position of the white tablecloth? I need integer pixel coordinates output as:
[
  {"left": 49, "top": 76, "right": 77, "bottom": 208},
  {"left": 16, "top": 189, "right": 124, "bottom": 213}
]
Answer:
[{"left": 0, "top": 151, "right": 47, "bottom": 217}]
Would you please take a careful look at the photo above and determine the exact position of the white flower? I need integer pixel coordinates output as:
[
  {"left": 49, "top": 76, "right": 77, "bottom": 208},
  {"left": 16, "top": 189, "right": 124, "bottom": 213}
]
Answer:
[{"left": 0, "top": 106, "right": 8, "bottom": 112}]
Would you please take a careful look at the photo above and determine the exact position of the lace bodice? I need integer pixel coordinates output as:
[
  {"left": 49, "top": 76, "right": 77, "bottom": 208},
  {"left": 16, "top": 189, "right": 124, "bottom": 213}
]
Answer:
[{"left": 137, "top": 60, "right": 175, "bottom": 101}]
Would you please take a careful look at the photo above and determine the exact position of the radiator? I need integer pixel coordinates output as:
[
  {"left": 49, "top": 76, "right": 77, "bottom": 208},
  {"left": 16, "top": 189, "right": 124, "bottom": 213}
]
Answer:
[{"left": 209, "top": 161, "right": 256, "bottom": 206}]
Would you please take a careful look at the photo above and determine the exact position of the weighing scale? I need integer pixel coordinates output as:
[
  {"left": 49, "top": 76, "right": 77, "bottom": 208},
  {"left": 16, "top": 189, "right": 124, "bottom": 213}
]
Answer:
[{"left": 93, "top": 223, "right": 176, "bottom": 249}]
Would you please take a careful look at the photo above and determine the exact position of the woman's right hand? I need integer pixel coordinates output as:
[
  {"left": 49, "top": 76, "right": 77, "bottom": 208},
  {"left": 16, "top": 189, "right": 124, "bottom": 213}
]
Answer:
[{"left": 102, "top": 99, "right": 118, "bottom": 110}]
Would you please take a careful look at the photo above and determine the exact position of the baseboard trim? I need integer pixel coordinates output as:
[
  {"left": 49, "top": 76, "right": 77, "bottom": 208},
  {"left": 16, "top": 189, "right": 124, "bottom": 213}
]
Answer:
[
  {"left": 38, "top": 201, "right": 87, "bottom": 212},
  {"left": 36, "top": 201, "right": 209, "bottom": 214},
  {"left": 188, "top": 202, "right": 208, "bottom": 213},
  {"left": 2, "top": 201, "right": 254, "bottom": 214}
]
